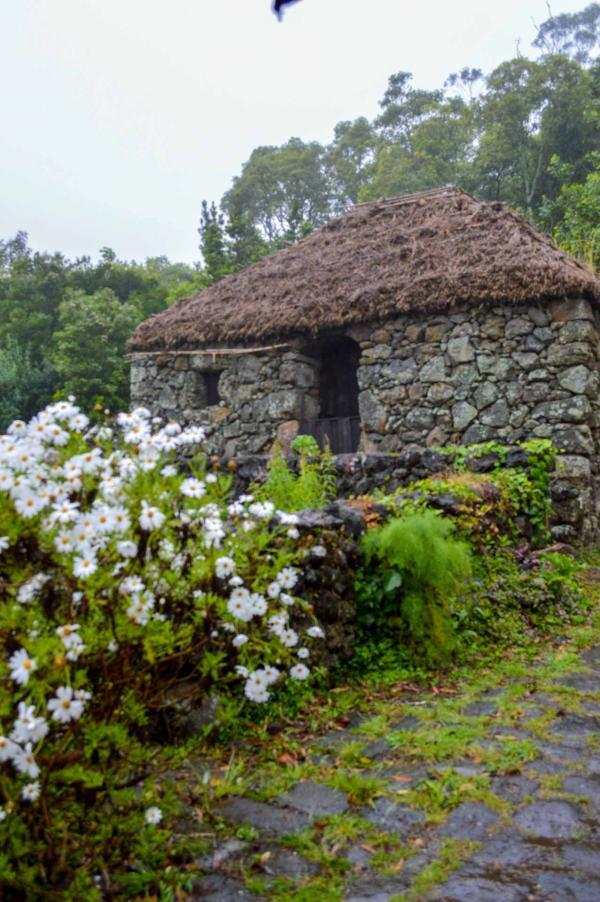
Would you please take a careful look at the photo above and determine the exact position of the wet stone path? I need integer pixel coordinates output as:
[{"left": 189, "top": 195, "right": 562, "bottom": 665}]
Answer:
[{"left": 188, "top": 644, "right": 600, "bottom": 901}]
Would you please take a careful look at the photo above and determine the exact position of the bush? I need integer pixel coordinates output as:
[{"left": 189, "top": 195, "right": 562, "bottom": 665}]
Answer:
[
  {"left": 358, "top": 510, "right": 472, "bottom": 666},
  {"left": 255, "top": 435, "right": 337, "bottom": 511},
  {"left": 0, "top": 403, "right": 325, "bottom": 898}
]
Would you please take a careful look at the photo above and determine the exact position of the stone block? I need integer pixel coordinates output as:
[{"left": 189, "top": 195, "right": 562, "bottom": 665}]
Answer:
[
  {"left": 549, "top": 298, "right": 594, "bottom": 322},
  {"left": 480, "top": 399, "right": 509, "bottom": 427},
  {"left": 420, "top": 355, "right": 447, "bottom": 382},
  {"left": 447, "top": 335, "right": 475, "bottom": 364},
  {"left": 276, "top": 420, "right": 299, "bottom": 453},
  {"left": 528, "top": 306, "right": 550, "bottom": 326},
  {"left": 505, "top": 317, "right": 533, "bottom": 339},
  {"left": 385, "top": 356, "right": 418, "bottom": 384},
  {"left": 556, "top": 454, "right": 592, "bottom": 482},
  {"left": 360, "top": 391, "right": 387, "bottom": 434},
  {"left": 427, "top": 382, "right": 454, "bottom": 403},
  {"left": 547, "top": 341, "right": 595, "bottom": 366},
  {"left": 558, "top": 320, "right": 597, "bottom": 344},
  {"left": 266, "top": 390, "right": 303, "bottom": 420},
  {"left": 532, "top": 396, "right": 591, "bottom": 424},
  {"left": 452, "top": 401, "right": 478, "bottom": 431},
  {"left": 473, "top": 381, "right": 498, "bottom": 411},
  {"left": 557, "top": 365, "right": 597, "bottom": 396},
  {"left": 512, "top": 352, "right": 539, "bottom": 370}
]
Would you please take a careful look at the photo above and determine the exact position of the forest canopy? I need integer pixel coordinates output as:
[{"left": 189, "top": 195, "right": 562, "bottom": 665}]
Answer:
[{"left": 3, "top": 3, "right": 600, "bottom": 428}]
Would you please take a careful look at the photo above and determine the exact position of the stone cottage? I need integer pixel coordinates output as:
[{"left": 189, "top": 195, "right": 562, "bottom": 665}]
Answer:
[{"left": 129, "top": 186, "right": 600, "bottom": 532}]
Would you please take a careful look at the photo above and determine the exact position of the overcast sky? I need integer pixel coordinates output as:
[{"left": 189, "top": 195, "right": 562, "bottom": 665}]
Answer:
[{"left": 0, "top": 0, "right": 588, "bottom": 264}]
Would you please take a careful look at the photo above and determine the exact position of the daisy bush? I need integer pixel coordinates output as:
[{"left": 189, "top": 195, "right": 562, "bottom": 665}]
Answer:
[{"left": 0, "top": 402, "right": 324, "bottom": 897}]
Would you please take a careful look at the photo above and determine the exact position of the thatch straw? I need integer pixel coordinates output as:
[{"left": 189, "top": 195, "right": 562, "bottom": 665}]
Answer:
[{"left": 129, "top": 187, "right": 600, "bottom": 352}]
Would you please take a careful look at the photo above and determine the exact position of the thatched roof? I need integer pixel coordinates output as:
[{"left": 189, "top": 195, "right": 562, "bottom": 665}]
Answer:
[{"left": 129, "top": 186, "right": 600, "bottom": 352}]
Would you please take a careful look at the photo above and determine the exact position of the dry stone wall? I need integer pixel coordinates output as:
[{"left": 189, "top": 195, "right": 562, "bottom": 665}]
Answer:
[
  {"left": 130, "top": 297, "right": 600, "bottom": 540},
  {"left": 130, "top": 349, "right": 319, "bottom": 456}
]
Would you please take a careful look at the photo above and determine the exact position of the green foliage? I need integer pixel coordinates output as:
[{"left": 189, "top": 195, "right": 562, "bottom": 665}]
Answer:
[
  {"left": 0, "top": 235, "right": 205, "bottom": 430},
  {"left": 546, "top": 153, "right": 600, "bottom": 268},
  {"left": 457, "top": 547, "right": 585, "bottom": 650},
  {"left": 256, "top": 438, "right": 337, "bottom": 512},
  {"left": 358, "top": 511, "right": 472, "bottom": 666},
  {"left": 51, "top": 288, "right": 142, "bottom": 412},
  {"left": 433, "top": 438, "right": 556, "bottom": 546}
]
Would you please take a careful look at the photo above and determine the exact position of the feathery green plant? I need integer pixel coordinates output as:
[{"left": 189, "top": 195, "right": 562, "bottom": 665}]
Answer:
[{"left": 359, "top": 510, "right": 472, "bottom": 665}]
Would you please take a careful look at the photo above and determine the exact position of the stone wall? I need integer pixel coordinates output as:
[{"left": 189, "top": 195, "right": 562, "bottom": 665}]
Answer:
[
  {"left": 131, "top": 349, "right": 319, "bottom": 456},
  {"left": 130, "top": 297, "right": 600, "bottom": 539}
]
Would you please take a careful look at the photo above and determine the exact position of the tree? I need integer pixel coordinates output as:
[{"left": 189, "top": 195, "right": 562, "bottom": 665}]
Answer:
[
  {"left": 533, "top": 2, "right": 600, "bottom": 63},
  {"left": 325, "top": 117, "right": 378, "bottom": 209},
  {"left": 221, "top": 138, "right": 331, "bottom": 244},
  {"left": 544, "top": 153, "right": 600, "bottom": 267},
  {"left": 51, "top": 289, "right": 142, "bottom": 412}
]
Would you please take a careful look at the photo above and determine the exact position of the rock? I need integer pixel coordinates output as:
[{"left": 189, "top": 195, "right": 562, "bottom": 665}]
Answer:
[
  {"left": 512, "top": 352, "right": 539, "bottom": 370},
  {"left": 533, "top": 871, "right": 600, "bottom": 902},
  {"left": 452, "top": 401, "right": 478, "bottom": 431},
  {"left": 489, "top": 775, "right": 538, "bottom": 803},
  {"left": 547, "top": 341, "right": 596, "bottom": 366},
  {"left": 514, "top": 800, "right": 585, "bottom": 839},
  {"left": 505, "top": 317, "right": 533, "bottom": 339},
  {"left": 558, "top": 320, "right": 598, "bottom": 345},
  {"left": 532, "top": 397, "right": 591, "bottom": 423},
  {"left": 550, "top": 298, "right": 595, "bottom": 322},
  {"left": 548, "top": 712, "right": 600, "bottom": 737},
  {"left": 361, "top": 797, "right": 425, "bottom": 837},
  {"left": 556, "top": 455, "right": 592, "bottom": 482},
  {"left": 558, "top": 365, "right": 598, "bottom": 396},
  {"left": 420, "top": 355, "right": 448, "bottom": 382},
  {"left": 528, "top": 306, "right": 550, "bottom": 326},
  {"left": 447, "top": 336, "right": 475, "bottom": 364},
  {"left": 473, "top": 381, "right": 498, "bottom": 411},
  {"left": 435, "top": 875, "right": 531, "bottom": 902},
  {"left": 191, "top": 874, "right": 258, "bottom": 901},
  {"left": 218, "top": 797, "right": 310, "bottom": 837},
  {"left": 277, "top": 781, "right": 349, "bottom": 818},
  {"left": 428, "top": 382, "right": 454, "bottom": 403},
  {"left": 360, "top": 391, "right": 387, "bottom": 434},
  {"left": 386, "top": 356, "right": 418, "bottom": 384},
  {"left": 480, "top": 399, "right": 509, "bottom": 427},
  {"left": 438, "top": 802, "right": 499, "bottom": 840},
  {"left": 276, "top": 420, "right": 299, "bottom": 453}
]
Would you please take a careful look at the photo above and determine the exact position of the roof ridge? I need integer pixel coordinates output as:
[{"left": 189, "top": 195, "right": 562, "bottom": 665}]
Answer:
[{"left": 353, "top": 185, "right": 472, "bottom": 210}]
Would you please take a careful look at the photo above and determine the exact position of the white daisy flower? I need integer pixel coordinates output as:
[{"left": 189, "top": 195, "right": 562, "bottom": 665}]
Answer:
[
  {"left": 145, "top": 806, "right": 163, "bottom": 825},
  {"left": 73, "top": 555, "right": 98, "bottom": 579},
  {"left": 0, "top": 736, "right": 18, "bottom": 762},
  {"left": 277, "top": 568, "right": 298, "bottom": 590},
  {"left": 244, "top": 670, "right": 270, "bottom": 703},
  {"left": 180, "top": 478, "right": 206, "bottom": 499},
  {"left": 279, "top": 628, "right": 299, "bottom": 648},
  {"left": 215, "top": 556, "right": 236, "bottom": 579},
  {"left": 47, "top": 686, "right": 85, "bottom": 723},
  {"left": 21, "top": 782, "right": 40, "bottom": 802},
  {"left": 139, "top": 502, "right": 165, "bottom": 531},
  {"left": 232, "top": 634, "right": 248, "bottom": 648},
  {"left": 289, "top": 663, "right": 310, "bottom": 680},
  {"left": 8, "top": 648, "right": 37, "bottom": 686},
  {"left": 12, "top": 743, "right": 40, "bottom": 779},
  {"left": 0, "top": 536, "right": 9, "bottom": 553},
  {"left": 307, "top": 626, "right": 325, "bottom": 639},
  {"left": 117, "top": 539, "right": 138, "bottom": 558}
]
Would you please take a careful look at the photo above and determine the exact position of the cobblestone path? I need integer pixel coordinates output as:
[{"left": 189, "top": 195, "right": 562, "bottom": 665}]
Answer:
[{"left": 189, "top": 642, "right": 600, "bottom": 901}]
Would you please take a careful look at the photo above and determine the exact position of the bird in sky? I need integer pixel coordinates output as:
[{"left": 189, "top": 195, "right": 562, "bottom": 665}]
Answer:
[{"left": 273, "top": 0, "right": 303, "bottom": 20}]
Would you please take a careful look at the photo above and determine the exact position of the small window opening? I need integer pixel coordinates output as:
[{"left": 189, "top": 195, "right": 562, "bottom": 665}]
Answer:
[{"left": 205, "top": 372, "right": 222, "bottom": 406}]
